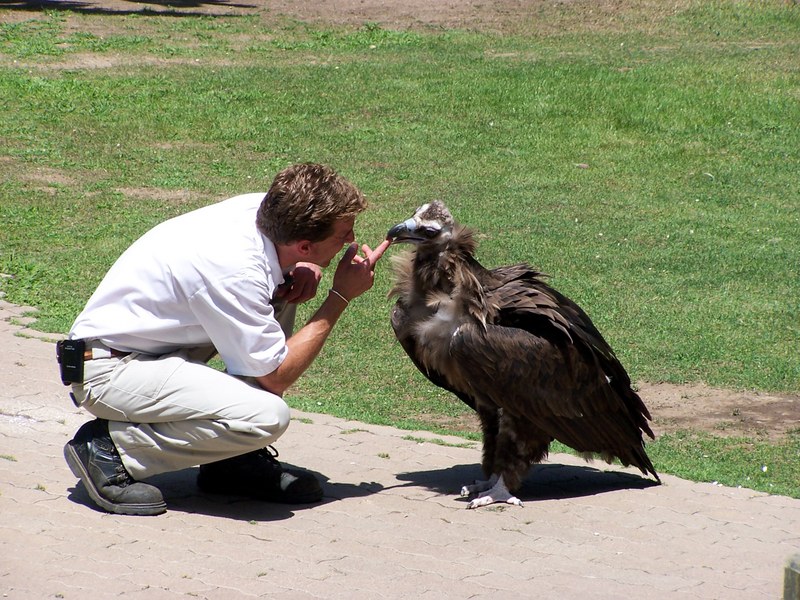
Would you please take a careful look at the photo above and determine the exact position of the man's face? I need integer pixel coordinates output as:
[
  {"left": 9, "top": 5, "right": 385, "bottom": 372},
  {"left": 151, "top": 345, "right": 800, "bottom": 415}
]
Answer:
[{"left": 308, "top": 217, "right": 356, "bottom": 267}]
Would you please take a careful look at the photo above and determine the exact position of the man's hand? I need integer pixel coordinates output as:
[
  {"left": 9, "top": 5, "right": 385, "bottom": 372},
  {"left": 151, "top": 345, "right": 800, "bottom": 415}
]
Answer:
[
  {"left": 256, "top": 239, "right": 391, "bottom": 397},
  {"left": 330, "top": 239, "right": 391, "bottom": 302},
  {"left": 274, "top": 262, "right": 323, "bottom": 304}
]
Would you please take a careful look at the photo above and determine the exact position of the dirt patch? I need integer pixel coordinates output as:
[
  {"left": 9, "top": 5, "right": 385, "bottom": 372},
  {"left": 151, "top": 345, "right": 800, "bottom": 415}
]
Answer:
[
  {"left": 0, "top": 161, "right": 77, "bottom": 194},
  {"left": 640, "top": 382, "right": 799, "bottom": 442},
  {"left": 0, "top": 0, "right": 532, "bottom": 29},
  {"left": 115, "top": 186, "right": 199, "bottom": 203},
  {"left": 27, "top": 52, "right": 226, "bottom": 71}
]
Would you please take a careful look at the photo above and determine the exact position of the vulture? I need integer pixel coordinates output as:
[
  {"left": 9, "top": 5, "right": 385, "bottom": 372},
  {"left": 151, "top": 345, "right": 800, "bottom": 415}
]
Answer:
[{"left": 386, "top": 201, "right": 659, "bottom": 509}]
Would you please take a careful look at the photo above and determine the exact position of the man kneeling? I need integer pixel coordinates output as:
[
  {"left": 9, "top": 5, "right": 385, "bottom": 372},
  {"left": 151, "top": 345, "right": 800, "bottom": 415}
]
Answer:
[{"left": 59, "top": 163, "right": 389, "bottom": 515}]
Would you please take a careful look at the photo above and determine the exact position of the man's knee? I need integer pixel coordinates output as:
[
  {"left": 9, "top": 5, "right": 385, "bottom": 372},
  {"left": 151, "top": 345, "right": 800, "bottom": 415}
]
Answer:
[
  {"left": 220, "top": 394, "right": 290, "bottom": 440},
  {"left": 270, "top": 400, "right": 291, "bottom": 436}
]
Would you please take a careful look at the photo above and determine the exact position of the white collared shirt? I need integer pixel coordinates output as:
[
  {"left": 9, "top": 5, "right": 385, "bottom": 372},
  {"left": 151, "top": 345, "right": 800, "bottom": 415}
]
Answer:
[{"left": 70, "top": 193, "right": 288, "bottom": 377}]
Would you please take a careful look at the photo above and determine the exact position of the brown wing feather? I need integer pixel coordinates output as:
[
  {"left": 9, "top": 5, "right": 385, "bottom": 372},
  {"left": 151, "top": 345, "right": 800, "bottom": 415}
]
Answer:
[
  {"left": 487, "top": 264, "right": 654, "bottom": 433},
  {"left": 447, "top": 321, "right": 658, "bottom": 479}
]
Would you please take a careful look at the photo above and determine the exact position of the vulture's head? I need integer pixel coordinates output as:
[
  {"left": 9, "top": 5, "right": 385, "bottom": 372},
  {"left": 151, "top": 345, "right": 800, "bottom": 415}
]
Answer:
[{"left": 386, "top": 201, "right": 455, "bottom": 248}]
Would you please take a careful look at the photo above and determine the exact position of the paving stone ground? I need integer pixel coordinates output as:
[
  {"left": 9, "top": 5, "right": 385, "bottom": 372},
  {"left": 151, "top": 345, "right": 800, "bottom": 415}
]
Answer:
[{"left": 2, "top": 299, "right": 799, "bottom": 599}]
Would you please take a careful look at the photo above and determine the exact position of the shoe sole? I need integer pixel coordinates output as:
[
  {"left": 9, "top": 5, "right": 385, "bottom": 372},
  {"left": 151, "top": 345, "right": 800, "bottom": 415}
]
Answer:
[{"left": 64, "top": 442, "right": 167, "bottom": 516}]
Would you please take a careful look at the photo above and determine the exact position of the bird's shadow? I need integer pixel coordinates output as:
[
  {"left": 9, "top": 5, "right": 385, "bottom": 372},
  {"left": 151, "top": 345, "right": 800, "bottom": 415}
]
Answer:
[
  {"left": 396, "top": 461, "right": 659, "bottom": 503},
  {"left": 66, "top": 463, "right": 384, "bottom": 521}
]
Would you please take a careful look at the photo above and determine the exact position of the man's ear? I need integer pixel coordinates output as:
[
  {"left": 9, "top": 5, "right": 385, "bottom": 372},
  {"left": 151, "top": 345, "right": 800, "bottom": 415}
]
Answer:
[{"left": 295, "top": 240, "right": 314, "bottom": 258}]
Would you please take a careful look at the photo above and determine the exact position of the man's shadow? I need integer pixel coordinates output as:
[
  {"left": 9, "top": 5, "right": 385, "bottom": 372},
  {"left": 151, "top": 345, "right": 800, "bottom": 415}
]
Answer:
[
  {"left": 396, "top": 461, "right": 660, "bottom": 504},
  {"left": 67, "top": 463, "right": 384, "bottom": 521}
]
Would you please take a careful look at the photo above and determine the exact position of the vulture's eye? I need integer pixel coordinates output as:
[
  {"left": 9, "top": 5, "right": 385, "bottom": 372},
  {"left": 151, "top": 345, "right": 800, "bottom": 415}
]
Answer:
[{"left": 418, "top": 225, "right": 441, "bottom": 237}]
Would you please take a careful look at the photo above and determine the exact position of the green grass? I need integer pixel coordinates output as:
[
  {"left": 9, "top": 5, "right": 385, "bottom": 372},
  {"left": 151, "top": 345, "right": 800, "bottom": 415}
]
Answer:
[
  {"left": 0, "top": 1, "right": 798, "bottom": 498},
  {"left": 645, "top": 431, "right": 800, "bottom": 498},
  {"left": 403, "top": 436, "right": 477, "bottom": 449}
]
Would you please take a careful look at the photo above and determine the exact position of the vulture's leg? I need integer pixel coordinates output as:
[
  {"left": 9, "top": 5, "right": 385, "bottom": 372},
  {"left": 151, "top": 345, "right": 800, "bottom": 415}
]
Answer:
[
  {"left": 476, "top": 403, "right": 500, "bottom": 482},
  {"left": 459, "top": 403, "right": 504, "bottom": 500},
  {"left": 461, "top": 414, "right": 551, "bottom": 508},
  {"left": 465, "top": 474, "right": 522, "bottom": 509}
]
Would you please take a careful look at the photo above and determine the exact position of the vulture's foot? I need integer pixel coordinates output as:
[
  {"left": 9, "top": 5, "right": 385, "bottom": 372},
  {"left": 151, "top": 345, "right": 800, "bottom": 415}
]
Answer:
[
  {"left": 460, "top": 474, "right": 498, "bottom": 498},
  {"left": 463, "top": 474, "right": 522, "bottom": 509}
]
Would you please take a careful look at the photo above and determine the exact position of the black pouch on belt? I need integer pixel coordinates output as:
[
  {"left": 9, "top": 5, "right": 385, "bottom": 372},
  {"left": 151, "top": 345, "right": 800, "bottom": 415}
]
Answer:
[{"left": 56, "top": 339, "right": 85, "bottom": 385}]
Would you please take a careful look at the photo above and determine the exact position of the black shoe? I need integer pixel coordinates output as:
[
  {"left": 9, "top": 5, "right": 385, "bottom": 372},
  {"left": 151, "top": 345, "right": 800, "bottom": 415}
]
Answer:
[
  {"left": 197, "top": 446, "right": 323, "bottom": 504},
  {"left": 64, "top": 419, "right": 167, "bottom": 516}
]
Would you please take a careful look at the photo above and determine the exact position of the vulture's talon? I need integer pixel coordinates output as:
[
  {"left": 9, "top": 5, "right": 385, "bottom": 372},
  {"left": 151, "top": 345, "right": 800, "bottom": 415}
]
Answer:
[
  {"left": 466, "top": 493, "right": 522, "bottom": 509},
  {"left": 466, "top": 497, "right": 489, "bottom": 509},
  {"left": 461, "top": 475, "right": 498, "bottom": 498}
]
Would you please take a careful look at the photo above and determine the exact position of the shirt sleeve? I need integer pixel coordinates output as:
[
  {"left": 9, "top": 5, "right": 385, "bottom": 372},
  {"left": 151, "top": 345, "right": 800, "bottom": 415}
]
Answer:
[{"left": 188, "top": 270, "right": 288, "bottom": 377}]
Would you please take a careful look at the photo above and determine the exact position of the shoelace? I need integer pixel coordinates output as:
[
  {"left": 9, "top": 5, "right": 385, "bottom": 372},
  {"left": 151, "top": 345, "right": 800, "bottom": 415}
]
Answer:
[
  {"left": 257, "top": 445, "right": 280, "bottom": 463},
  {"left": 110, "top": 464, "right": 133, "bottom": 487},
  {"left": 93, "top": 436, "right": 135, "bottom": 487}
]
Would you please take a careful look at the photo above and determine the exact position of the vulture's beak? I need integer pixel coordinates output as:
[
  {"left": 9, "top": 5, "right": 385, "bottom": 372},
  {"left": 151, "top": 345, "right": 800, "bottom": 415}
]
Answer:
[{"left": 386, "top": 218, "right": 419, "bottom": 243}]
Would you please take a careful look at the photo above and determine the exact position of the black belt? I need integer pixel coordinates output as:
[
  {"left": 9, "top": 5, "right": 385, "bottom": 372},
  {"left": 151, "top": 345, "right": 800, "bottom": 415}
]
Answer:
[{"left": 83, "top": 347, "right": 130, "bottom": 361}]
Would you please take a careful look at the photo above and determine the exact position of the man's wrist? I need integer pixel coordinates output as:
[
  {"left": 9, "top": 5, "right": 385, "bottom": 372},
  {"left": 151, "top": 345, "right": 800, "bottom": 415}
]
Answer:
[{"left": 328, "top": 288, "right": 349, "bottom": 307}]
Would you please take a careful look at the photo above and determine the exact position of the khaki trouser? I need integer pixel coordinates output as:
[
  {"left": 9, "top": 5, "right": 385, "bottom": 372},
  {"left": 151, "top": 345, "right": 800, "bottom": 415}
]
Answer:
[{"left": 70, "top": 303, "right": 297, "bottom": 480}]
